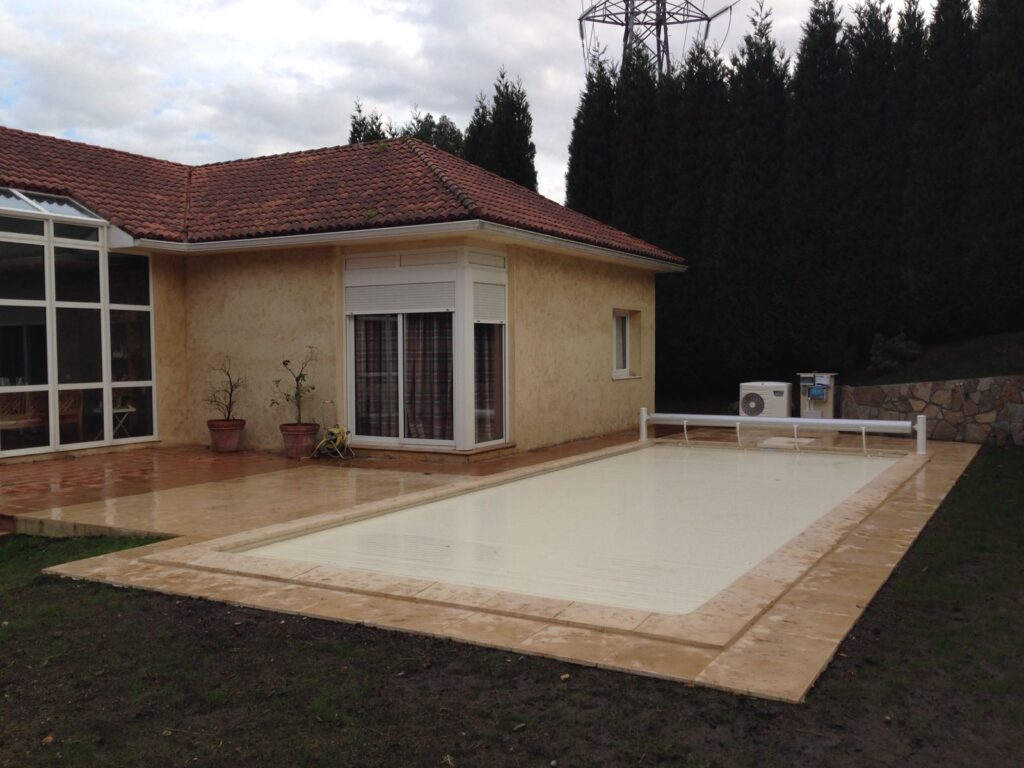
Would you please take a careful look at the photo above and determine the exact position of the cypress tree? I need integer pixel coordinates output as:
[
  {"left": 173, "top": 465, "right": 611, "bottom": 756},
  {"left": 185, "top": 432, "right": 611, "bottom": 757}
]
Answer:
[
  {"left": 565, "top": 55, "right": 618, "bottom": 220},
  {"left": 713, "top": 1, "right": 790, "bottom": 385},
  {"left": 780, "top": 0, "right": 849, "bottom": 369},
  {"left": 904, "top": 0, "right": 977, "bottom": 336},
  {"left": 837, "top": 1, "right": 898, "bottom": 350},
  {"left": 462, "top": 94, "right": 494, "bottom": 170},
  {"left": 656, "top": 43, "right": 732, "bottom": 397},
  {"left": 488, "top": 70, "right": 538, "bottom": 190},
  {"left": 463, "top": 71, "right": 538, "bottom": 190},
  {"left": 611, "top": 43, "right": 658, "bottom": 238},
  {"left": 968, "top": 0, "right": 1024, "bottom": 332},
  {"left": 892, "top": 0, "right": 928, "bottom": 316}
]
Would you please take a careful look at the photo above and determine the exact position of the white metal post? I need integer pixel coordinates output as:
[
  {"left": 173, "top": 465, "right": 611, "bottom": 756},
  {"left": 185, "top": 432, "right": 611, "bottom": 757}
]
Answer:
[
  {"left": 639, "top": 407, "right": 648, "bottom": 442},
  {"left": 916, "top": 414, "right": 927, "bottom": 455}
]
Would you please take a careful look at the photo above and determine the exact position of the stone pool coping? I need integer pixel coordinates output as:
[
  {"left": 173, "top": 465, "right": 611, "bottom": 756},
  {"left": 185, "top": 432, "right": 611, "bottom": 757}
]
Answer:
[{"left": 44, "top": 436, "right": 979, "bottom": 702}]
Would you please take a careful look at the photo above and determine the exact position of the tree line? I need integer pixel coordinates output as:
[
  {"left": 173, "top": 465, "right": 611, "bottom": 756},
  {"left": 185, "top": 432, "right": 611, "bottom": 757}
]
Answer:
[
  {"left": 349, "top": 69, "right": 538, "bottom": 191},
  {"left": 567, "top": 0, "right": 1023, "bottom": 398}
]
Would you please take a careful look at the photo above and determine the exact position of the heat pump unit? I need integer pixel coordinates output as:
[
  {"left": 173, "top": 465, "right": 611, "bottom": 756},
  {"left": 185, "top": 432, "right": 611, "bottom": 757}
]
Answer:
[{"left": 740, "top": 382, "right": 792, "bottom": 418}]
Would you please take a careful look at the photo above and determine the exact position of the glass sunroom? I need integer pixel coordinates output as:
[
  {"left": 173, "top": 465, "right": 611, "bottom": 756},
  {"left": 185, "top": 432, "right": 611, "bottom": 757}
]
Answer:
[{"left": 0, "top": 188, "right": 155, "bottom": 457}]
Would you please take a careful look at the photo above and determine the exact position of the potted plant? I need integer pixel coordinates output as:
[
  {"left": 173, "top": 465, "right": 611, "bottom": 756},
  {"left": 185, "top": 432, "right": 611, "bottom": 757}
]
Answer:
[
  {"left": 270, "top": 346, "right": 320, "bottom": 459},
  {"left": 205, "top": 358, "right": 246, "bottom": 452}
]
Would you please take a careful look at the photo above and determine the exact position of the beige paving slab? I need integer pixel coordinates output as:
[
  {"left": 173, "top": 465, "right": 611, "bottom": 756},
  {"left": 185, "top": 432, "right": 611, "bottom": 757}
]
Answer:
[
  {"left": 696, "top": 628, "right": 840, "bottom": 703},
  {"left": 517, "top": 625, "right": 637, "bottom": 666},
  {"left": 601, "top": 637, "right": 719, "bottom": 681},
  {"left": 19, "top": 464, "right": 462, "bottom": 539}
]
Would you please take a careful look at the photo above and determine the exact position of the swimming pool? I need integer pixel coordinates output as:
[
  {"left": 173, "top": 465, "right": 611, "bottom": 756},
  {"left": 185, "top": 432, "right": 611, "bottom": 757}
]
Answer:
[{"left": 247, "top": 444, "right": 897, "bottom": 614}]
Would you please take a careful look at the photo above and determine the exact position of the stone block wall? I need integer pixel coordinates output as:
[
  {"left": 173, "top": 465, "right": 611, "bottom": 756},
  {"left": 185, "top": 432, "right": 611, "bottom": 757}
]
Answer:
[{"left": 841, "top": 375, "right": 1024, "bottom": 447}]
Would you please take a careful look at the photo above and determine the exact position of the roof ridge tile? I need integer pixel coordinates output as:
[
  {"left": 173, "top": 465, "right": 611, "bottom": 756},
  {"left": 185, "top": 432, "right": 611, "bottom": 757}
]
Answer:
[{"left": 404, "top": 139, "right": 481, "bottom": 217}]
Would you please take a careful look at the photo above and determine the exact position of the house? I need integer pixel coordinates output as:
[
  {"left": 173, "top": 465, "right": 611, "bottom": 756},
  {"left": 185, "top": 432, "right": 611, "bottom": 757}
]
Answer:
[{"left": 0, "top": 126, "right": 683, "bottom": 459}]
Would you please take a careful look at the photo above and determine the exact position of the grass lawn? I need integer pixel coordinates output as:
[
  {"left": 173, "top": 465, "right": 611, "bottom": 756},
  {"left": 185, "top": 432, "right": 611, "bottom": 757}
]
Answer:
[{"left": 1, "top": 448, "right": 1022, "bottom": 768}]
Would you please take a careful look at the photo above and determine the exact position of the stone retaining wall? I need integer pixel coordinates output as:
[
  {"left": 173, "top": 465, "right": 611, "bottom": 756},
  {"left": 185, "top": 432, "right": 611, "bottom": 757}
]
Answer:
[{"left": 841, "top": 375, "right": 1024, "bottom": 447}]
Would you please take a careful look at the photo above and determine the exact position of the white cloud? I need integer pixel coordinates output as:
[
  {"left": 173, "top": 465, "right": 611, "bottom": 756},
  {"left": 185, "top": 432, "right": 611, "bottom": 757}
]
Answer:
[{"left": 0, "top": 0, "right": 947, "bottom": 204}]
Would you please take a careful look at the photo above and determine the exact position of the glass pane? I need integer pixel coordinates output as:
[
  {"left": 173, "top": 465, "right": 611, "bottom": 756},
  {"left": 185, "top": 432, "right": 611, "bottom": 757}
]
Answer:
[
  {"left": 404, "top": 312, "right": 453, "bottom": 441},
  {"left": 110, "top": 310, "right": 152, "bottom": 382},
  {"left": 111, "top": 386, "right": 154, "bottom": 439},
  {"left": 55, "top": 248, "right": 100, "bottom": 303},
  {"left": 614, "top": 315, "right": 628, "bottom": 370},
  {"left": 0, "top": 241, "right": 45, "bottom": 300},
  {"left": 0, "top": 306, "right": 47, "bottom": 385},
  {"left": 23, "top": 192, "right": 95, "bottom": 219},
  {"left": 57, "top": 308, "right": 102, "bottom": 383},
  {"left": 0, "top": 189, "right": 38, "bottom": 212},
  {"left": 354, "top": 314, "right": 399, "bottom": 438},
  {"left": 474, "top": 324, "right": 504, "bottom": 443},
  {"left": 0, "top": 215, "right": 44, "bottom": 236},
  {"left": 58, "top": 388, "right": 104, "bottom": 445},
  {"left": 0, "top": 391, "right": 49, "bottom": 451},
  {"left": 108, "top": 254, "right": 150, "bottom": 306},
  {"left": 54, "top": 223, "right": 99, "bottom": 241}
]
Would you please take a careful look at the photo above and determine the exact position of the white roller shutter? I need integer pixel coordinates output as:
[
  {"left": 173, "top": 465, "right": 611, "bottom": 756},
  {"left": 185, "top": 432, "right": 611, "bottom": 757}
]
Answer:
[
  {"left": 345, "top": 282, "right": 456, "bottom": 314},
  {"left": 473, "top": 283, "right": 506, "bottom": 323}
]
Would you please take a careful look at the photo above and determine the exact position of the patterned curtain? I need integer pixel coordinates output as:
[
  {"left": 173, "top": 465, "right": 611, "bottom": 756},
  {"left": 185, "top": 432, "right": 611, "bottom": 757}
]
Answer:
[
  {"left": 354, "top": 314, "right": 399, "bottom": 437},
  {"left": 404, "top": 312, "right": 453, "bottom": 440},
  {"left": 474, "top": 324, "right": 504, "bottom": 443}
]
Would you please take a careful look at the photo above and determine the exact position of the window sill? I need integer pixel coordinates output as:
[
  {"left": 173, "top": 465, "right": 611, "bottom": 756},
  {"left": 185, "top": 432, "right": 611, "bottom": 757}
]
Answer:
[{"left": 612, "top": 373, "right": 642, "bottom": 381}]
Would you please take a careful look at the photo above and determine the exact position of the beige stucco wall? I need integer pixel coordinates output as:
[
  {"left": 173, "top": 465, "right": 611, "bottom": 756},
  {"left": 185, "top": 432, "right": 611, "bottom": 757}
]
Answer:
[
  {"left": 147, "top": 238, "right": 658, "bottom": 454},
  {"left": 151, "top": 253, "right": 189, "bottom": 444},
  {"left": 508, "top": 246, "right": 656, "bottom": 451},
  {"left": 182, "top": 246, "right": 342, "bottom": 449}
]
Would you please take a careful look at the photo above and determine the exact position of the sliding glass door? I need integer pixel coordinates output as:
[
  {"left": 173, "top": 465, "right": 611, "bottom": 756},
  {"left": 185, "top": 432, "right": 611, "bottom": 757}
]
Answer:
[{"left": 351, "top": 311, "right": 454, "bottom": 444}]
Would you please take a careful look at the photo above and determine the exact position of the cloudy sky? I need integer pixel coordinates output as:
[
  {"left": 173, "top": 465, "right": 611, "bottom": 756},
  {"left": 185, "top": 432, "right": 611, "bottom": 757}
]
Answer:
[{"left": 0, "top": 0, "right": 943, "bottom": 204}]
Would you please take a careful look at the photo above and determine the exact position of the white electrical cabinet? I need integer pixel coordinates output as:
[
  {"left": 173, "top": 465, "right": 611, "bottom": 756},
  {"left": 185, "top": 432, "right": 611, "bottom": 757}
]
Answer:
[{"left": 798, "top": 372, "right": 838, "bottom": 419}]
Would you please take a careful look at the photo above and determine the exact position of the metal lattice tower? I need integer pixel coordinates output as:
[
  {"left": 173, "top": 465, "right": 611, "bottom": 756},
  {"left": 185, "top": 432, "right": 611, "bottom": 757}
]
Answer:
[{"left": 579, "top": 0, "right": 740, "bottom": 75}]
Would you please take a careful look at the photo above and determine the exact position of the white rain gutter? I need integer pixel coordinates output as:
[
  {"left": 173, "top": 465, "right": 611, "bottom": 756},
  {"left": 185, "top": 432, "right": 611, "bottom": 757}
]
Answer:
[{"left": 129, "top": 219, "right": 686, "bottom": 273}]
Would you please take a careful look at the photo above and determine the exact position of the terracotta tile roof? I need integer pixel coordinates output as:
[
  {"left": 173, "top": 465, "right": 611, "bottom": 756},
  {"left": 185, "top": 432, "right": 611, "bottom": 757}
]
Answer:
[
  {"left": 0, "top": 126, "right": 189, "bottom": 241},
  {"left": 0, "top": 126, "right": 681, "bottom": 265}
]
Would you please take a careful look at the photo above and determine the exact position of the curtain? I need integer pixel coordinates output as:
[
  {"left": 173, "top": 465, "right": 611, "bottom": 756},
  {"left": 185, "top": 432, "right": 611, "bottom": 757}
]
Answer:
[
  {"left": 404, "top": 312, "right": 453, "bottom": 440},
  {"left": 354, "top": 314, "right": 399, "bottom": 437},
  {"left": 474, "top": 324, "right": 504, "bottom": 443}
]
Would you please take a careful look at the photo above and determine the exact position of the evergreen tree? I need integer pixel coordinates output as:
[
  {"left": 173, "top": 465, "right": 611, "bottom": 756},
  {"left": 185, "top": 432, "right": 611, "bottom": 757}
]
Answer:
[
  {"left": 781, "top": 0, "right": 850, "bottom": 368},
  {"left": 565, "top": 55, "right": 618, "bottom": 220},
  {"left": 348, "top": 100, "right": 390, "bottom": 144},
  {"left": 463, "top": 71, "right": 539, "bottom": 190},
  {"left": 712, "top": 1, "right": 790, "bottom": 385},
  {"left": 892, "top": 0, "right": 929, "bottom": 314},
  {"left": 968, "top": 0, "right": 1024, "bottom": 331},
  {"left": 656, "top": 43, "right": 731, "bottom": 396},
  {"left": 837, "top": 1, "right": 898, "bottom": 348},
  {"left": 489, "top": 70, "right": 538, "bottom": 190},
  {"left": 611, "top": 43, "right": 658, "bottom": 237},
  {"left": 462, "top": 94, "right": 493, "bottom": 169},
  {"left": 400, "top": 110, "right": 464, "bottom": 155},
  {"left": 904, "top": 0, "right": 977, "bottom": 336},
  {"left": 432, "top": 115, "right": 465, "bottom": 156}
]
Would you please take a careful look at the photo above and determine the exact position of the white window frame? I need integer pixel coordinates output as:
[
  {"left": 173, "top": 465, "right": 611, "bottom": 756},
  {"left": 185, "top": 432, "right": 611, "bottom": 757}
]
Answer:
[
  {"left": 343, "top": 247, "right": 507, "bottom": 451},
  {"left": 0, "top": 191, "right": 158, "bottom": 458},
  {"left": 612, "top": 310, "right": 630, "bottom": 379}
]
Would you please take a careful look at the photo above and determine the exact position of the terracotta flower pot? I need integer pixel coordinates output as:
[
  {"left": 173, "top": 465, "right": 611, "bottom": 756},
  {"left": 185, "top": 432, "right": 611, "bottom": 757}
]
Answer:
[
  {"left": 279, "top": 423, "right": 319, "bottom": 459},
  {"left": 207, "top": 419, "right": 246, "bottom": 453}
]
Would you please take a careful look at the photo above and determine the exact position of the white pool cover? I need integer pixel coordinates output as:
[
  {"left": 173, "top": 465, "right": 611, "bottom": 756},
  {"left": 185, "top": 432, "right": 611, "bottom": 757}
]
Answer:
[{"left": 250, "top": 445, "right": 897, "bottom": 614}]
